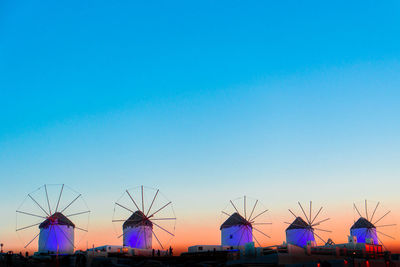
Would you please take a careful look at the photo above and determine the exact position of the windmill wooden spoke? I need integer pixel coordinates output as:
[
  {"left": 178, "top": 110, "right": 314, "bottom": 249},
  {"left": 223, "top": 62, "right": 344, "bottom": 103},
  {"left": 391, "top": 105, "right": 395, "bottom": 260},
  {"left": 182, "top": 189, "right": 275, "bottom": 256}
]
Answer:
[
  {"left": 56, "top": 225, "right": 75, "bottom": 248},
  {"left": 374, "top": 211, "right": 391, "bottom": 225},
  {"left": 152, "top": 221, "right": 175, "bottom": 237},
  {"left": 28, "top": 194, "right": 49, "bottom": 217},
  {"left": 148, "top": 201, "right": 171, "bottom": 219},
  {"left": 151, "top": 218, "right": 176, "bottom": 221},
  {"left": 376, "top": 224, "right": 396, "bottom": 228},
  {"left": 252, "top": 222, "right": 272, "bottom": 225},
  {"left": 16, "top": 222, "right": 42, "bottom": 232},
  {"left": 146, "top": 189, "right": 159, "bottom": 217},
  {"left": 309, "top": 201, "right": 312, "bottom": 225},
  {"left": 251, "top": 229, "right": 262, "bottom": 247},
  {"left": 365, "top": 200, "right": 368, "bottom": 221},
  {"left": 376, "top": 230, "right": 395, "bottom": 240},
  {"left": 298, "top": 202, "right": 311, "bottom": 224},
  {"left": 115, "top": 202, "right": 135, "bottom": 213},
  {"left": 112, "top": 219, "right": 126, "bottom": 222},
  {"left": 60, "top": 194, "right": 81, "bottom": 214},
  {"left": 377, "top": 235, "right": 388, "bottom": 251},
  {"left": 311, "top": 207, "right": 323, "bottom": 224},
  {"left": 141, "top": 186, "right": 145, "bottom": 213},
  {"left": 230, "top": 200, "right": 240, "bottom": 215},
  {"left": 126, "top": 190, "right": 141, "bottom": 212},
  {"left": 75, "top": 226, "right": 88, "bottom": 232},
  {"left": 237, "top": 225, "right": 246, "bottom": 246},
  {"left": 314, "top": 231, "right": 326, "bottom": 244},
  {"left": 314, "top": 228, "right": 332, "bottom": 233},
  {"left": 44, "top": 185, "right": 52, "bottom": 215},
  {"left": 65, "top": 210, "right": 90, "bottom": 217},
  {"left": 117, "top": 232, "right": 124, "bottom": 239},
  {"left": 253, "top": 226, "right": 271, "bottom": 238},
  {"left": 312, "top": 218, "right": 330, "bottom": 226},
  {"left": 370, "top": 202, "right": 380, "bottom": 222},
  {"left": 151, "top": 228, "right": 164, "bottom": 249},
  {"left": 55, "top": 184, "right": 64, "bottom": 213},
  {"left": 248, "top": 200, "right": 258, "bottom": 222},
  {"left": 16, "top": 210, "right": 47, "bottom": 219},
  {"left": 353, "top": 203, "right": 363, "bottom": 218},
  {"left": 24, "top": 232, "right": 40, "bottom": 248},
  {"left": 244, "top": 196, "right": 247, "bottom": 220},
  {"left": 250, "top": 209, "right": 269, "bottom": 222},
  {"left": 288, "top": 209, "right": 298, "bottom": 220}
]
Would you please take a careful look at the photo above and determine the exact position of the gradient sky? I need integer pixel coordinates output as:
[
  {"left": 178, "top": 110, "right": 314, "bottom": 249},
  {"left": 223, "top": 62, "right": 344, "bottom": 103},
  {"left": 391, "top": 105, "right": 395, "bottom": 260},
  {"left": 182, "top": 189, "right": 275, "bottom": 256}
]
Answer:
[{"left": 1, "top": 0, "right": 400, "bottom": 254}]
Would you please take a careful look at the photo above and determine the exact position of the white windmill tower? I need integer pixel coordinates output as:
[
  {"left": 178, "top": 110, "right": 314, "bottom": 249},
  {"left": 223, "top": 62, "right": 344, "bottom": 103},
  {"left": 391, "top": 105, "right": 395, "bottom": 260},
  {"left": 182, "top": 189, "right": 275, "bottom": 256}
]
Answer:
[
  {"left": 351, "top": 200, "right": 396, "bottom": 248},
  {"left": 221, "top": 196, "right": 272, "bottom": 247},
  {"left": 113, "top": 186, "right": 176, "bottom": 250},
  {"left": 16, "top": 184, "right": 90, "bottom": 254},
  {"left": 285, "top": 201, "right": 331, "bottom": 248}
]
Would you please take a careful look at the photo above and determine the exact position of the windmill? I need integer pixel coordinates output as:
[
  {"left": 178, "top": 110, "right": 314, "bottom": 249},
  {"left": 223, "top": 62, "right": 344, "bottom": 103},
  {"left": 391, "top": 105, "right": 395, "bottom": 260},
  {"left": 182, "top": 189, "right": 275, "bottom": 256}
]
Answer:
[
  {"left": 351, "top": 200, "right": 396, "bottom": 249},
  {"left": 285, "top": 201, "right": 331, "bottom": 248},
  {"left": 112, "top": 186, "right": 176, "bottom": 250},
  {"left": 16, "top": 184, "right": 90, "bottom": 254},
  {"left": 220, "top": 196, "right": 272, "bottom": 247}
]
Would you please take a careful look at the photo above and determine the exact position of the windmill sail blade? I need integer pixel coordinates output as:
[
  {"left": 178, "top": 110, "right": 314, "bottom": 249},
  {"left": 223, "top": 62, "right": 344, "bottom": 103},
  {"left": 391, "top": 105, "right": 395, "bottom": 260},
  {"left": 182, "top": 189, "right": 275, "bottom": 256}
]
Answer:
[
  {"left": 24, "top": 232, "right": 40, "bottom": 248},
  {"left": 152, "top": 221, "right": 175, "bottom": 237},
  {"left": 365, "top": 200, "right": 368, "bottom": 221},
  {"left": 298, "top": 202, "right": 310, "bottom": 224},
  {"left": 248, "top": 200, "right": 258, "bottom": 222},
  {"left": 60, "top": 194, "right": 81, "bottom": 214},
  {"left": 244, "top": 196, "right": 247, "bottom": 220},
  {"left": 374, "top": 211, "right": 391, "bottom": 225},
  {"left": 353, "top": 203, "right": 363, "bottom": 218},
  {"left": 44, "top": 185, "right": 52, "bottom": 215},
  {"left": 151, "top": 228, "right": 164, "bottom": 249},
  {"left": 314, "top": 228, "right": 332, "bottom": 233},
  {"left": 146, "top": 189, "right": 159, "bottom": 217},
  {"left": 312, "top": 218, "right": 330, "bottom": 227},
  {"left": 376, "top": 224, "right": 397, "bottom": 228},
  {"left": 115, "top": 202, "right": 134, "bottom": 213},
  {"left": 288, "top": 209, "right": 298, "bottom": 220},
  {"left": 376, "top": 230, "right": 395, "bottom": 240},
  {"left": 16, "top": 210, "right": 46, "bottom": 219},
  {"left": 314, "top": 231, "right": 327, "bottom": 244},
  {"left": 55, "top": 184, "right": 64, "bottom": 213},
  {"left": 28, "top": 194, "right": 49, "bottom": 217},
  {"left": 253, "top": 226, "right": 271, "bottom": 238},
  {"left": 250, "top": 209, "right": 269, "bottom": 222},
  {"left": 126, "top": 190, "right": 141, "bottom": 213},
  {"left": 311, "top": 207, "right": 323, "bottom": 224},
  {"left": 370, "top": 202, "right": 380, "bottom": 222},
  {"left": 65, "top": 210, "right": 90, "bottom": 218},
  {"left": 141, "top": 186, "right": 145, "bottom": 213},
  {"left": 16, "top": 222, "right": 42, "bottom": 232},
  {"left": 148, "top": 201, "right": 172, "bottom": 219},
  {"left": 230, "top": 200, "right": 240, "bottom": 215}
]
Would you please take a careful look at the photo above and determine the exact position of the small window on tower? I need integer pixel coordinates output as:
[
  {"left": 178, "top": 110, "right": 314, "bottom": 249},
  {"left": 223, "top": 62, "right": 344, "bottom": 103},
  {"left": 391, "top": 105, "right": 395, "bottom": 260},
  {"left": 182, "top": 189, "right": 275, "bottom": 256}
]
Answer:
[{"left": 230, "top": 234, "right": 233, "bottom": 239}]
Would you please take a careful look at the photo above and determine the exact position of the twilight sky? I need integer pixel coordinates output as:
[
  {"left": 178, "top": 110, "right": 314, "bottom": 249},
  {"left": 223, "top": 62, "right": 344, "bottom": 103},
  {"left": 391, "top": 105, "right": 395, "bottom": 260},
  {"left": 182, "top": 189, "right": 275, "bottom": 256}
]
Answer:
[{"left": 1, "top": 0, "right": 400, "bottom": 253}]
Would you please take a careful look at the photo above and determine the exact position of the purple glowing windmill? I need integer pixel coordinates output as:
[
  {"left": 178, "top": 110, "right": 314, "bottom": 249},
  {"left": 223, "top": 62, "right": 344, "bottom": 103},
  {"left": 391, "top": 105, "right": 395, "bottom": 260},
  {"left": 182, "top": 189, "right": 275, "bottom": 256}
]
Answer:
[
  {"left": 16, "top": 184, "right": 90, "bottom": 254},
  {"left": 351, "top": 200, "right": 396, "bottom": 249},
  {"left": 221, "top": 196, "right": 272, "bottom": 247},
  {"left": 112, "top": 186, "right": 176, "bottom": 250},
  {"left": 285, "top": 201, "right": 331, "bottom": 247}
]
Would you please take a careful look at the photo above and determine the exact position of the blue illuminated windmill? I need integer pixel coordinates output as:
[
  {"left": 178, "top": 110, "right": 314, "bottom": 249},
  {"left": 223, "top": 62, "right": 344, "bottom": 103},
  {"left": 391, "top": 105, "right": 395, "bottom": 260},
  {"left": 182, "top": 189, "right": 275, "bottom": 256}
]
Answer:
[
  {"left": 285, "top": 201, "right": 331, "bottom": 247},
  {"left": 16, "top": 184, "right": 90, "bottom": 254},
  {"left": 221, "top": 196, "right": 272, "bottom": 247},
  {"left": 351, "top": 200, "right": 396, "bottom": 249},
  {"left": 112, "top": 186, "right": 176, "bottom": 250}
]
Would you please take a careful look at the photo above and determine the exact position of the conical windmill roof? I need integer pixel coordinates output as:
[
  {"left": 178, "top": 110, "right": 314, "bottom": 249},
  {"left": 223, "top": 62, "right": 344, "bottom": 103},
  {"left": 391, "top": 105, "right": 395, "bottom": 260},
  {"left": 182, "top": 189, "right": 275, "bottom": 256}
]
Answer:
[
  {"left": 351, "top": 217, "right": 375, "bottom": 229},
  {"left": 39, "top": 212, "right": 75, "bottom": 229},
  {"left": 123, "top": 210, "right": 153, "bottom": 228},
  {"left": 286, "top": 217, "right": 309, "bottom": 230},
  {"left": 220, "top": 212, "right": 249, "bottom": 230}
]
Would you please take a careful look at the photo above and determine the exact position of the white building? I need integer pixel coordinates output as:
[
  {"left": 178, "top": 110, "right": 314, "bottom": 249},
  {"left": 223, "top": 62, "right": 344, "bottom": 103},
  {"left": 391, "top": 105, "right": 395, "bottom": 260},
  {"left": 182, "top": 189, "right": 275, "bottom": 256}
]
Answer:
[
  {"left": 123, "top": 210, "right": 153, "bottom": 249},
  {"left": 220, "top": 213, "right": 252, "bottom": 247},
  {"left": 38, "top": 212, "right": 75, "bottom": 254}
]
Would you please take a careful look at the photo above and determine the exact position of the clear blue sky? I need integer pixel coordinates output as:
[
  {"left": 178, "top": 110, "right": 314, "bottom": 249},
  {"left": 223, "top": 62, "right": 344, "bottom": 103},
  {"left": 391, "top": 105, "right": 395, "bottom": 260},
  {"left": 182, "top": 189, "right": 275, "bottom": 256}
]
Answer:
[{"left": 1, "top": 0, "right": 400, "bottom": 249}]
